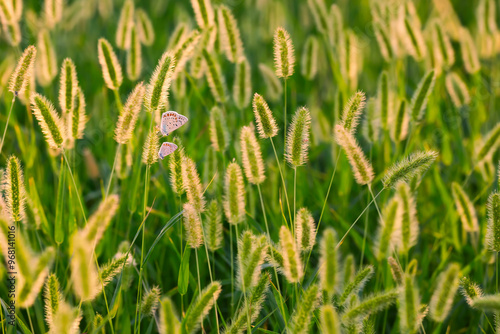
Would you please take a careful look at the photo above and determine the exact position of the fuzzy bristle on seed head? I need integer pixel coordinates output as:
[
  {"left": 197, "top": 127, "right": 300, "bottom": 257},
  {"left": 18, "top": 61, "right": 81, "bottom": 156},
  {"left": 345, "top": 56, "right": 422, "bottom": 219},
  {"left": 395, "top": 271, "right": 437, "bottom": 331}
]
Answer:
[
  {"left": 218, "top": 5, "right": 244, "bottom": 62},
  {"left": 190, "top": 0, "right": 215, "bottom": 29},
  {"left": 240, "top": 125, "right": 266, "bottom": 185},
  {"left": 181, "top": 156, "right": 206, "bottom": 212},
  {"left": 374, "top": 196, "right": 402, "bottom": 261},
  {"left": 252, "top": 93, "right": 279, "bottom": 139},
  {"left": 273, "top": 27, "right": 295, "bottom": 78},
  {"left": 459, "top": 27, "right": 480, "bottom": 74},
  {"left": 233, "top": 57, "right": 252, "bottom": 109},
  {"left": 451, "top": 182, "right": 479, "bottom": 233},
  {"left": 445, "top": 72, "right": 470, "bottom": 108},
  {"left": 258, "top": 63, "right": 283, "bottom": 101},
  {"left": 82, "top": 195, "right": 119, "bottom": 246},
  {"left": 44, "top": 273, "right": 62, "bottom": 330},
  {"left": 383, "top": 150, "right": 438, "bottom": 188},
  {"left": 342, "top": 289, "right": 399, "bottom": 324},
  {"left": 158, "top": 297, "right": 181, "bottom": 334},
  {"left": 295, "top": 207, "right": 316, "bottom": 252},
  {"left": 9, "top": 45, "right": 36, "bottom": 95},
  {"left": 202, "top": 49, "right": 227, "bottom": 103},
  {"left": 339, "top": 265, "right": 375, "bottom": 305},
  {"left": 182, "top": 281, "right": 221, "bottom": 334},
  {"left": 319, "top": 304, "right": 341, "bottom": 334},
  {"left": 334, "top": 124, "right": 374, "bottom": 185},
  {"left": 3, "top": 155, "right": 26, "bottom": 223},
  {"left": 205, "top": 200, "right": 223, "bottom": 252},
  {"left": 286, "top": 106, "right": 311, "bottom": 167},
  {"left": 396, "top": 182, "right": 419, "bottom": 254},
  {"left": 301, "top": 35, "right": 319, "bottom": 80},
  {"left": 183, "top": 202, "right": 203, "bottom": 249},
  {"left": 65, "top": 87, "right": 86, "bottom": 149},
  {"left": 146, "top": 51, "right": 176, "bottom": 114},
  {"left": 44, "top": 0, "right": 63, "bottom": 29},
  {"left": 98, "top": 38, "right": 123, "bottom": 90},
  {"left": 36, "top": 30, "right": 58, "bottom": 87},
  {"left": 288, "top": 284, "right": 321, "bottom": 333},
  {"left": 135, "top": 9, "right": 155, "bottom": 46},
  {"left": 399, "top": 274, "right": 422, "bottom": 333},
  {"left": 280, "top": 226, "right": 303, "bottom": 283},
  {"left": 341, "top": 91, "right": 366, "bottom": 134},
  {"left": 209, "top": 106, "right": 229, "bottom": 152},
  {"left": 224, "top": 162, "right": 246, "bottom": 225},
  {"left": 115, "top": 82, "right": 145, "bottom": 144},
  {"left": 58, "top": 58, "right": 79, "bottom": 116},
  {"left": 476, "top": 123, "right": 500, "bottom": 164},
  {"left": 141, "top": 286, "right": 161, "bottom": 317},
  {"left": 126, "top": 23, "right": 142, "bottom": 81},
  {"left": 31, "top": 93, "right": 66, "bottom": 152},
  {"left": 49, "top": 301, "right": 82, "bottom": 334},
  {"left": 459, "top": 277, "right": 483, "bottom": 307},
  {"left": 486, "top": 192, "right": 500, "bottom": 252},
  {"left": 116, "top": 0, "right": 134, "bottom": 50},
  {"left": 142, "top": 131, "right": 160, "bottom": 166},
  {"left": 410, "top": 70, "right": 436, "bottom": 122},
  {"left": 169, "top": 137, "right": 185, "bottom": 195},
  {"left": 319, "top": 228, "right": 340, "bottom": 295},
  {"left": 429, "top": 263, "right": 461, "bottom": 322},
  {"left": 237, "top": 231, "right": 267, "bottom": 291}
]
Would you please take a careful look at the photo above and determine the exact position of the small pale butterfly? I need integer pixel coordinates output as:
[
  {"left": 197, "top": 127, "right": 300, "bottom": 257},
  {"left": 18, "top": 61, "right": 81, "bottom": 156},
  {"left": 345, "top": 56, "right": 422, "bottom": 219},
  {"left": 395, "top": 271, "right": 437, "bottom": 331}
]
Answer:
[
  {"left": 159, "top": 111, "right": 188, "bottom": 136},
  {"left": 158, "top": 142, "right": 178, "bottom": 160}
]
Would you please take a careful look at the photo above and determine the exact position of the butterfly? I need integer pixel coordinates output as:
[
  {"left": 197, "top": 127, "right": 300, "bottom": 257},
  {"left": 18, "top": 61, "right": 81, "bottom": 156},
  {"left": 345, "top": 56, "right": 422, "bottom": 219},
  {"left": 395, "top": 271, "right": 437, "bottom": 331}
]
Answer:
[{"left": 157, "top": 111, "right": 188, "bottom": 160}]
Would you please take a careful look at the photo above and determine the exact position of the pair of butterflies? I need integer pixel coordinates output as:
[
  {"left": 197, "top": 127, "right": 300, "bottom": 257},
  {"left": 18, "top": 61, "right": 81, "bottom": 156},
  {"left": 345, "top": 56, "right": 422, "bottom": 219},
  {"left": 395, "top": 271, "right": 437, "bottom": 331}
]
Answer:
[{"left": 157, "top": 111, "right": 188, "bottom": 160}]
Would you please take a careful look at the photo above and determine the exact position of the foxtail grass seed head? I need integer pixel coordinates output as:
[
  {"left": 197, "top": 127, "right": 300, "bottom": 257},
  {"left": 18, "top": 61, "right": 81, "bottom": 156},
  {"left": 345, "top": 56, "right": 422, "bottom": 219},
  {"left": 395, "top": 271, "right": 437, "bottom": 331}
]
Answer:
[
  {"left": 71, "top": 237, "right": 100, "bottom": 301},
  {"left": 391, "top": 99, "right": 409, "bottom": 143},
  {"left": 44, "top": 0, "right": 63, "bottom": 28},
  {"left": 135, "top": 8, "right": 155, "bottom": 46},
  {"left": 126, "top": 23, "right": 142, "bottom": 81},
  {"left": 286, "top": 106, "right": 311, "bottom": 167},
  {"left": 218, "top": 5, "right": 243, "bottom": 62},
  {"left": 181, "top": 156, "right": 206, "bottom": 212},
  {"left": 339, "top": 265, "right": 375, "bottom": 305},
  {"left": 334, "top": 124, "right": 374, "bottom": 185},
  {"left": 459, "top": 27, "right": 480, "bottom": 74},
  {"left": 98, "top": 38, "right": 123, "bottom": 90},
  {"left": 388, "top": 256, "right": 404, "bottom": 286},
  {"left": 233, "top": 57, "right": 251, "bottom": 109},
  {"left": 224, "top": 162, "right": 246, "bottom": 225},
  {"left": 116, "top": 143, "right": 132, "bottom": 179},
  {"left": 341, "top": 91, "right": 366, "bottom": 134},
  {"left": 280, "top": 226, "right": 303, "bottom": 283},
  {"left": 258, "top": 63, "right": 283, "bottom": 101},
  {"left": 451, "top": 182, "right": 479, "bottom": 233},
  {"left": 190, "top": 0, "right": 214, "bottom": 29},
  {"left": 142, "top": 131, "right": 160, "bottom": 166},
  {"left": 44, "top": 273, "right": 62, "bottom": 330},
  {"left": 397, "top": 182, "right": 419, "bottom": 254},
  {"left": 432, "top": 22, "right": 455, "bottom": 68},
  {"left": 373, "top": 20, "right": 395, "bottom": 62},
  {"left": 31, "top": 93, "right": 66, "bottom": 151},
  {"left": 190, "top": 26, "right": 216, "bottom": 79},
  {"left": 445, "top": 72, "right": 470, "bottom": 108},
  {"left": 273, "top": 27, "right": 295, "bottom": 78},
  {"left": 9, "top": 45, "right": 36, "bottom": 95},
  {"left": 459, "top": 277, "right": 483, "bottom": 307},
  {"left": 374, "top": 196, "right": 402, "bottom": 261},
  {"left": 159, "top": 297, "right": 181, "bottom": 334},
  {"left": 172, "top": 30, "right": 201, "bottom": 78},
  {"left": 252, "top": 93, "right": 278, "bottom": 139},
  {"left": 320, "top": 305, "right": 341, "bottom": 334},
  {"left": 65, "top": 86, "right": 86, "bottom": 148},
  {"left": 295, "top": 208, "right": 316, "bottom": 251},
  {"left": 471, "top": 295, "right": 500, "bottom": 311},
  {"left": 288, "top": 284, "right": 320, "bottom": 333},
  {"left": 410, "top": 70, "right": 436, "bottom": 122},
  {"left": 36, "top": 30, "right": 57, "bottom": 87},
  {"left": 146, "top": 51, "right": 176, "bottom": 113},
  {"left": 400, "top": 16, "right": 427, "bottom": 61},
  {"left": 237, "top": 232, "right": 267, "bottom": 291},
  {"left": 430, "top": 263, "right": 460, "bottom": 322},
  {"left": 3, "top": 155, "right": 26, "bottom": 223},
  {"left": 83, "top": 194, "right": 119, "bottom": 245},
  {"left": 205, "top": 200, "right": 223, "bottom": 251},
  {"left": 202, "top": 49, "right": 227, "bottom": 103},
  {"left": 319, "top": 228, "right": 340, "bottom": 295},
  {"left": 378, "top": 71, "right": 390, "bottom": 131},
  {"left": 383, "top": 150, "right": 438, "bottom": 188},
  {"left": 115, "top": 82, "right": 145, "bottom": 144},
  {"left": 399, "top": 275, "right": 421, "bottom": 334},
  {"left": 301, "top": 36, "right": 319, "bottom": 80},
  {"left": 183, "top": 202, "right": 203, "bottom": 249},
  {"left": 58, "top": 58, "right": 78, "bottom": 115},
  {"left": 49, "top": 301, "right": 82, "bottom": 334},
  {"left": 240, "top": 125, "right": 266, "bottom": 184},
  {"left": 307, "top": 0, "right": 330, "bottom": 35},
  {"left": 487, "top": 192, "right": 500, "bottom": 252},
  {"left": 182, "top": 281, "right": 221, "bottom": 334},
  {"left": 141, "top": 286, "right": 161, "bottom": 317},
  {"left": 476, "top": 123, "right": 500, "bottom": 164},
  {"left": 209, "top": 106, "right": 229, "bottom": 152},
  {"left": 343, "top": 289, "right": 399, "bottom": 324},
  {"left": 169, "top": 137, "right": 185, "bottom": 195},
  {"left": 116, "top": 0, "right": 134, "bottom": 50}
]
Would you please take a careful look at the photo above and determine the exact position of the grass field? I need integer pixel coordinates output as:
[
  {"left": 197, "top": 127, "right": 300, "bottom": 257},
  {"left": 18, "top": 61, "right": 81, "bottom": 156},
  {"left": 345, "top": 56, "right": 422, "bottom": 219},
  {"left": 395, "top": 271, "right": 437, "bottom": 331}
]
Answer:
[{"left": 1, "top": 0, "right": 500, "bottom": 333}]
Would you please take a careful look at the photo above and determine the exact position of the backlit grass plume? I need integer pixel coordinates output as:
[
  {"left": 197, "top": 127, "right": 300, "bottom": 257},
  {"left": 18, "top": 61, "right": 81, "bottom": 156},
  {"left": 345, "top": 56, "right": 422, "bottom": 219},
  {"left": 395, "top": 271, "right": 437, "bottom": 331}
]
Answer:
[
  {"left": 280, "top": 226, "right": 303, "bottom": 283},
  {"left": 181, "top": 156, "right": 206, "bottom": 212},
  {"left": 3, "top": 155, "right": 26, "bottom": 223},
  {"left": 288, "top": 284, "right": 320, "bottom": 334},
  {"left": 65, "top": 87, "right": 86, "bottom": 148},
  {"left": 486, "top": 192, "right": 500, "bottom": 252},
  {"left": 48, "top": 300, "right": 81, "bottom": 334},
  {"left": 209, "top": 106, "right": 229, "bottom": 152},
  {"left": 44, "top": 0, "right": 63, "bottom": 29},
  {"left": 320, "top": 305, "right": 341, "bottom": 334},
  {"left": 181, "top": 281, "right": 221, "bottom": 334},
  {"left": 273, "top": 27, "right": 295, "bottom": 78},
  {"left": 31, "top": 93, "right": 65, "bottom": 151},
  {"left": 397, "top": 183, "right": 419, "bottom": 254},
  {"left": 218, "top": 5, "right": 243, "bottom": 62},
  {"left": 82, "top": 194, "right": 119, "bottom": 245},
  {"left": 334, "top": 124, "right": 374, "bottom": 185},
  {"left": 388, "top": 256, "right": 404, "bottom": 286},
  {"left": 339, "top": 265, "right": 375, "bottom": 305},
  {"left": 59, "top": 58, "right": 78, "bottom": 115},
  {"left": 285, "top": 106, "right": 311, "bottom": 167},
  {"left": 377, "top": 71, "right": 390, "bottom": 131},
  {"left": 190, "top": 0, "right": 214, "bottom": 29},
  {"left": 136, "top": 9, "right": 155, "bottom": 46},
  {"left": 429, "top": 263, "right": 460, "bottom": 322},
  {"left": 116, "top": 0, "right": 134, "bottom": 50},
  {"left": 142, "top": 131, "right": 160, "bottom": 165},
  {"left": 391, "top": 99, "right": 409, "bottom": 143},
  {"left": 233, "top": 57, "right": 251, "bottom": 109},
  {"left": 410, "top": 70, "right": 436, "bottom": 121},
  {"left": 476, "top": 123, "right": 500, "bottom": 164},
  {"left": 319, "top": 228, "right": 340, "bottom": 296},
  {"left": 158, "top": 297, "right": 181, "bottom": 334},
  {"left": 258, "top": 63, "right": 283, "bottom": 101},
  {"left": 9, "top": 45, "right": 36, "bottom": 95},
  {"left": 400, "top": 17, "right": 426, "bottom": 61},
  {"left": 432, "top": 22, "right": 455, "bottom": 69},
  {"left": 445, "top": 72, "right": 470, "bottom": 108},
  {"left": 341, "top": 91, "right": 366, "bottom": 134},
  {"left": 252, "top": 93, "right": 279, "bottom": 139},
  {"left": 141, "top": 286, "right": 161, "bottom": 317},
  {"left": 98, "top": 38, "right": 123, "bottom": 90},
  {"left": 301, "top": 36, "right": 319, "bottom": 80},
  {"left": 459, "top": 28, "right": 480, "bottom": 74},
  {"left": 374, "top": 196, "right": 402, "bottom": 261},
  {"left": 240, "top": 125, "right": 266, "bottom": 185},
  {"left": 171, "top": 30, "right": 201, "bottom": 76},
  {"left": 471, "top": 295, "right": 500, "bottom": 311},
  {"left": 169, "top": 137, "right": 185, "bottom": 195},
  {"left": 202, "top": 49, "right": 227, "bottom": 103},
  {"left": 399, "top": 275, "right": 421, "bottom": 334},
  {"left": 146, "top": 51, "right": 176, "bottom": 114},
  {"left": 224, "top": 162, "right": 246, "bottom": 225},
  {"left": 44, "top": 273, "right": 62, "bottom": 330},
  {"left": 36, "top": 30, "right": 57, "bottom": 86},
  {"left": 183, "top": 202, "right": 203, "bottom": 249},
  {"left": 451, "top": 182, "right": 479, "bottom": 233},
  {"left": 115, "top": 82, "right": 145, "bottom": 144},
  {"left": 127, "top": 24, "right": 142, "bottom": 81},
  {"left": 382, "top": 150, "right": 438, "bottom": 188},
  {"left": 237, "top": 231, "right": 267, "bottom": 291},
  {"left": 70, "top": 236, "right": 100, "bottom": 301},
  {"left": 342, "top": 289, "right": 399, "bottom": 324},
  {"left": 190, "top": 26, "right": 216, "bottom": 79},
  {"left": 295, "top": 208, "right": 316, "bottom": 251},
  {"left": 459, "top": 277, "right": 483, "bottom": 307},
  {"left": 307, "top": 0, "right": 330, "bottom": 35},
  {"left": 205, "top": 200, "right": 223, "bottom": 251}
]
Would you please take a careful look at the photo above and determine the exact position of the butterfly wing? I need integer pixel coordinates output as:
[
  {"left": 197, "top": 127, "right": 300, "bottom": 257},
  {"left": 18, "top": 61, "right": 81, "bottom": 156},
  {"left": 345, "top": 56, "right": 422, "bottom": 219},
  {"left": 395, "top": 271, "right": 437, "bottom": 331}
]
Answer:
[
  {"left": 158, "top": 142, "right": 178, "bottom": 160},
  {"left": 159, "top": 111, "right": 189, "bottom": 136}
]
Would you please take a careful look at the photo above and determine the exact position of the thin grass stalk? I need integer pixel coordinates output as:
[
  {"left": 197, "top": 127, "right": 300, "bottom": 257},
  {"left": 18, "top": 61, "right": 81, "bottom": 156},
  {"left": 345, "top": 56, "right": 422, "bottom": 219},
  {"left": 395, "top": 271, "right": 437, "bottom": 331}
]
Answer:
[
  {"left": 269, "top": 137, "right": 292, "bottom": 228},
  {"left": 0, "top": 95, "right": 15, "bottom": 154}
]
